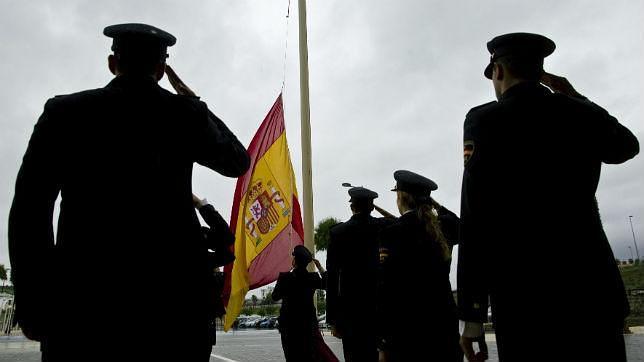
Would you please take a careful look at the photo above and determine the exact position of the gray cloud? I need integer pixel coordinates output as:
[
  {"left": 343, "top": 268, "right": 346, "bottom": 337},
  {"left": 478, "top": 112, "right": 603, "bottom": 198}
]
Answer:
[{"left": 1, "top": 1, "right": 642, "bottom": 289}]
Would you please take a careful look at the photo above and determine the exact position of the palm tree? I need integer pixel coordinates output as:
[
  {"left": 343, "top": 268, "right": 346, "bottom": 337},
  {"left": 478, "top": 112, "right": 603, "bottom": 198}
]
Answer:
[
  {"left": 0, "top": 265, "right": 7, "bottom": 293},
  {"left": 314, "top": 217, "right": 340, "bottom": 251}
]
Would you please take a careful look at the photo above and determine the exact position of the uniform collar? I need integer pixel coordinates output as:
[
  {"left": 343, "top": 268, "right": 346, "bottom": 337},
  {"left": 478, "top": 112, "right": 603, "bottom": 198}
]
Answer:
[
  {"left": 106, "top": 74, "right": 159, "bottom": 89},
  {"left": 400, "top": 209, "right": 417, "bottom": 221},
  {"left": 500, "top": 81, "right": 550, "bottom": 101},
  {"left": 350, "top": 212, "right": 371, "bottom": 220}
]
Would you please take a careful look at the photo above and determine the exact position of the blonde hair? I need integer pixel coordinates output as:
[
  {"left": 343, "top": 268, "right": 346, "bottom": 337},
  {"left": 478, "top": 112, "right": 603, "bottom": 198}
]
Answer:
[{"left": 399, "top": 192, "right": 451, "bottom": 262}]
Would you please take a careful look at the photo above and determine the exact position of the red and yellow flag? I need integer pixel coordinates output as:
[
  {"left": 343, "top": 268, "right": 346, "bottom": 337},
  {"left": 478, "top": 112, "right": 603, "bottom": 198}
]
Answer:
[{"left": 223, "top": 94, "right": 303, "bottom": 330}]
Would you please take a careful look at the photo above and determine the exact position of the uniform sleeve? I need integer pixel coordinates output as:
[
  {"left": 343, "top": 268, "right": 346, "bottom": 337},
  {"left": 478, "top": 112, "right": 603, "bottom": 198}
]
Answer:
[
  {"left": 310, "top": 272, "right": 324, "bottom": 290},
  {"left": 457, "top": 113, "right": 489, "bottom": 324},
  {"left": 212, "top": 248, "right": 235, "bottom": 267},
  {"left": 8, "top": 99, "right": 61, "bottom": 340},
  {"left": 193, "top": 105, "right": 250, "bottom": 177},
  {"left": 198, "top": 204, "right": 235, "bottom": 247},
  {"left": 272, "top": 274, "right": 286, "bottom": 301},
  {"left": 325, "top": 231, "right": 340, "bottom": 326},
  {"left": 587, "top": 102, "right": 639, "bottom": 164},
  {"left": 437, "top": 206, "right": 460, "bottom": 248},
  {"left": 377, "top": 227, "right": 397, "bottom": 343}
]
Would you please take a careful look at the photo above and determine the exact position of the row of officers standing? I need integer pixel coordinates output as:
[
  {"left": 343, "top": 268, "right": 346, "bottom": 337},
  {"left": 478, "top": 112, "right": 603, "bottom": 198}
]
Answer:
[
  {"left": 7, "top": 21, "right": 640, "bottom": 362},
  {"left": 324, "top": 173, "right": 464, "bottom": 362},
  {"left": 315, "top": 32, "right": 639, "bottom": 362}
]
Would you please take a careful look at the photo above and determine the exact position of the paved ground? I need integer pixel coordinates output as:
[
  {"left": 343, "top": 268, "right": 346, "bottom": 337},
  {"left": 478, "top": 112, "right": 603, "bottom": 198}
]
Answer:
[{"left": 1, "top": 329, "right": 643, "bottom": 361}]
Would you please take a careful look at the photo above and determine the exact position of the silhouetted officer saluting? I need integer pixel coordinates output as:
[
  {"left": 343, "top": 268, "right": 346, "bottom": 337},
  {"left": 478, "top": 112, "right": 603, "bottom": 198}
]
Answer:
[
  {"left": 8, "top": 23, "right": 249, "bottom": 362},
  {"left": 457, "top": 33, "right": 639, "bottom": 362},
  {"left": 379, "top": 171, "right": 460, "bottom": 362},
  {"left": 326, "top": 187, "right": 389, "bottom": 362}
]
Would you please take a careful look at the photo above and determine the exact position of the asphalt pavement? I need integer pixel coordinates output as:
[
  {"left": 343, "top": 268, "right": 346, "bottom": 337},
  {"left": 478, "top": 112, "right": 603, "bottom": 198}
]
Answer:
[{"left": 1, "top": 329, "right": 643, "bottom": 361}]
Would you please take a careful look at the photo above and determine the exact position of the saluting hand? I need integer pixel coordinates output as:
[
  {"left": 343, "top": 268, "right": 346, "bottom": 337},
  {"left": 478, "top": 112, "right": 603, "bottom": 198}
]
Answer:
[
  {"left": 192, "top": 194, "right": 204, "bottom": 209},
  {"left": 312, "top": 258, "right": 325, "bottom": 273},
  {"left": 165, "top": 65, "right": 198, "bottom": 97},
  {"left": 460, "top": 335, "right": 488, "bottom": 362},
  {"left": 540, "top": 72, "right": 585, "bottom": 99}
]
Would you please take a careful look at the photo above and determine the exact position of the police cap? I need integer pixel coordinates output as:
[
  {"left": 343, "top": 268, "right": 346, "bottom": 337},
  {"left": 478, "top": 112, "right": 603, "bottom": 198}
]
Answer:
[
  {"left": 104, "top": 23, "right": 176, "bottom": 58},
  {"left": 484, "top": 32, "right": 555, "bottom": 79},
  {"left": 292, "top": 245, "right": 313, "bottom": 265},
  {"left": 348, "top": 187, "right": 378, "bottom": 203},
  {"left": 391, "top": 170, "right": 438, "bottom": 195}
]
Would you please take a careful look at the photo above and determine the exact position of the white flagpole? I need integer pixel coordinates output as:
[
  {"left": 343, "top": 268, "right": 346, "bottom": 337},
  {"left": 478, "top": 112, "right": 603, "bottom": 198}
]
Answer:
[{"left": 298, "top": 0, "right": 315, "bottom": 259}]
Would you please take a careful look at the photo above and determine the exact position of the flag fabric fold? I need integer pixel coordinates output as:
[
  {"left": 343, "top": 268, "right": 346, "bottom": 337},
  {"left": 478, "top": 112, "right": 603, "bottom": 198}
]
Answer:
[{"left": 223, "top": 94, "right": 304, "bottom": 331}]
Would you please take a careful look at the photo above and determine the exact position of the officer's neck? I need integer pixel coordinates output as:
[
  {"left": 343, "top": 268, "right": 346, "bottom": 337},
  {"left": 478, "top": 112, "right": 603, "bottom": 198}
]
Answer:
[
  {"left": 497, "top": 78, "right": 531, "bottom": 100},
  {"left": 115, "top": 72, "right": 157, "bottom": 81},
  {"left": 397, "top": 204, "right": 415, "bottom": 216}
]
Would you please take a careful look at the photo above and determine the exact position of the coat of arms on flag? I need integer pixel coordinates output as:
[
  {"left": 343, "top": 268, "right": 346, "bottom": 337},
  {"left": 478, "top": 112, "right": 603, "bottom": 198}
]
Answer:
[{"left": 245, "top": 179, "right": 291, "bottom": 249}]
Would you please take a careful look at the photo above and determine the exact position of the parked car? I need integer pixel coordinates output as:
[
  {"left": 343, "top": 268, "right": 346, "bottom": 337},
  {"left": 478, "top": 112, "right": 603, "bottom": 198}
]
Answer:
[
  {"left": 259, "top": 316, "right": 278, "bottom": 328},
  {"left": 239, "top": 316, "right": 261, "bottom": 328}
]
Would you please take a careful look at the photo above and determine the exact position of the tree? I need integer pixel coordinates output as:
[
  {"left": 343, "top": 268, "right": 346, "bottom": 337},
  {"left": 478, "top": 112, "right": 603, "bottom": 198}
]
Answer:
[
  {"left": 0, "top": 265, "right": 7, "bottom": 293},
  {"left": 261, "top": 287, "right": 274, "bottom": 305},
  {"left": 314, "top": 217, "right": 340, "bottom": 251},
  {"left": 251, "top": 295, "right": 259, "bottom": 306}
]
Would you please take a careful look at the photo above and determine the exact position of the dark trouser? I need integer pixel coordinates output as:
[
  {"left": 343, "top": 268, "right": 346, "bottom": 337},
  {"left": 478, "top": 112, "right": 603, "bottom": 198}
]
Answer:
[
  {"left": 495, "top": 327, "right": 626, "bottom": 362},
  {"left": 386, "top": 332, "right": 461, "bottom": 362},
  {"left": 42, "top": 341, "right": 212, "bottom": 362},
  {"left": 41, "top": 329, "right": 213, "bottom": 362},
  {"left": 342, "top": 330, "right": 378, "bottom": 362},
  {"left": 281, "top": 328, "right": 315, "bottom": 362},
  {"left": 491, "top": 285, "right": 627, "bottom": 362}
]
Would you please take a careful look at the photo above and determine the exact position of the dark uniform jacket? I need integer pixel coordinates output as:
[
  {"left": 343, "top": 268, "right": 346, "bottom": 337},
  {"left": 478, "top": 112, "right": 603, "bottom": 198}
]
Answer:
[
  {"left": 8, "top": 75, "right": 249, "bottom": 357},
  {"left": 197, "top": 204, "right": 236, "bottom": 345},
  {"left": 378, "top": 211, "right": 459, "bottom": 361},
  {"left": 198, "top": 204, "right": 236, "bottom": 271},
  {"left": 437, "top": 205, "right": 460, "bottom": 248},
  {"left": 272, "top": 269, "right": 328, "bottom": 362},
  {"left": 326, "top": 213, "right": 390, "bottom": 333},
  {"left": 272, "top": 269, "right": 326, "bottom": 331},
  {"left": 458, "top": 82, "right": 639, "bottom": 332}
]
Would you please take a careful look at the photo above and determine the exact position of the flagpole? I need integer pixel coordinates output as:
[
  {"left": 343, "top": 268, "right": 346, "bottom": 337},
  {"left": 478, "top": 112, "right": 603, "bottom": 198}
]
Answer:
[{"left": 298, "top": 0, "right": 315, "bottom": 260}]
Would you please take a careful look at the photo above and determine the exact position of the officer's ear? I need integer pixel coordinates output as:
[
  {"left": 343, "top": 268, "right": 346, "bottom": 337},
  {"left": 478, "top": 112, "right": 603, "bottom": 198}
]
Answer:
[
  {"left": 154, "top": 62, "right": 166, "bottom": 82},
  {"left": 493, "top": 62, "right": 504, "bottom": 81},
  {"left": 108, "top": 55, "right": 117, "bottom": 76}
]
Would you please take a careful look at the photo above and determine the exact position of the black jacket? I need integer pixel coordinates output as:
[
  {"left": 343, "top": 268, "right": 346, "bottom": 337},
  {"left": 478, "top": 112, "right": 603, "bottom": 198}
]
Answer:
[
  {"left": 272, "top": 268, "right": 326, "bottom": 331},
  {"left": 458, "top": 82, "right": 639, "bottom": 328},
  {"left": 8, "top": 75, "right": 250, "bottom": 345},
  {"left": 326, "top": 213, "right": 391, "bottom": 331},
  {"left": 378, "top": 211, "right": 458, "bottom": 358},
  {"left": 198, "top": 204, "right": 236, "bottom": 269}
]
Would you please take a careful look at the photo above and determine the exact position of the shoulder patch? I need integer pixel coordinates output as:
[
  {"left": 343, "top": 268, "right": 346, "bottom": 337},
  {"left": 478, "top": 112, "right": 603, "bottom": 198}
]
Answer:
[{"left": 379, "top": 246, "right": 390, "bottom": 264}]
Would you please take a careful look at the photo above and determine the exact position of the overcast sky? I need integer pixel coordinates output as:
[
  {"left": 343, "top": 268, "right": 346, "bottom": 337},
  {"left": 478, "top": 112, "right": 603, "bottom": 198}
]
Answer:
[{"left": 1, "top": 0, "right": 642, "bottom": 290}]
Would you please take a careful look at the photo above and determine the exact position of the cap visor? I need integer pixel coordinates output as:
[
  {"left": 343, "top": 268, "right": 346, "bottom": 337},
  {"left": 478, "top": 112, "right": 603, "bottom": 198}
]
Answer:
[{"left": 484, "top": 63, "right": 493, "bottom": 79}]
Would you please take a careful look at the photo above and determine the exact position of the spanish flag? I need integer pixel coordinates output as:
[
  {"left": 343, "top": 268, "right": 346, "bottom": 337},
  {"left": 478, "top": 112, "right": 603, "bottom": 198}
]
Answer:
[{"left": 223, "top": 94, "right": 304, "bottom": 331}]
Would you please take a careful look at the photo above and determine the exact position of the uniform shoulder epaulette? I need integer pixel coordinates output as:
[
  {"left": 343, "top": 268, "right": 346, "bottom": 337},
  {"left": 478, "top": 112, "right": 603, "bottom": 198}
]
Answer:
[
  {"left": 51, "top": 87, "right": 105, "bottom": 100},
  {"left": 278, "top": 271, "right": 292, "bottom": 278},
  {"left": 47, "top": 88, "right": 106, "bottom": 108},
  {"left": 466, "top": 100, "right": 497, "bottom": 116},
  {"left": 328, "top": 221, "right": 345, "bottom": 233}
]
